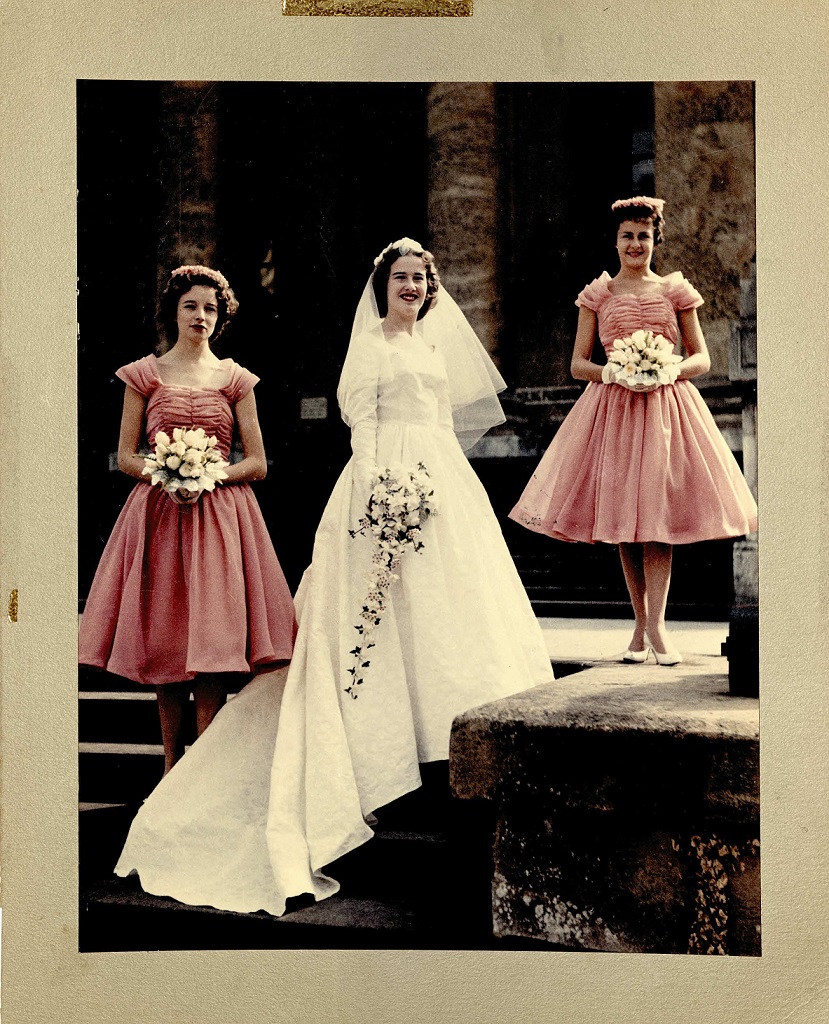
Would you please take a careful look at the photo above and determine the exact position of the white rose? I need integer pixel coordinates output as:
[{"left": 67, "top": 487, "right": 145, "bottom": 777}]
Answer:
[
  {"left": 171, "top": 440, "right": 186, "bottom": 457},
  {"left": 631, "top": 330, "right": 647, "bottom": 350},
  {"left": 640, "top": 360, "right": 653, "bottom": 372},
  {"left": 172, "top": 427, "right": 184, "bottom": 442},
  {"left": 189, "top": 464, "right": 203, "bottom": 478},
  {"left": 155, "top": 431, "right": 171, "bottom": 448},
  {"left": 179, "top": 463, "right": 193, "bottom": 478},
  {"left": 165, "top": 455, "right": 182, "bottom": 470},
  {"left": 608, "top": 349, "right": 627, "bottom": 364}
]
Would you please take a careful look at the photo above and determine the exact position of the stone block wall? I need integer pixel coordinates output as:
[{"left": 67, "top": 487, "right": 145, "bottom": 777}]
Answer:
[
  {"left": 450, "top": 663, "right": 760, "bottom": 955},
  {"left": 654, "top": 82, "right": 756, "bottom": 378}
]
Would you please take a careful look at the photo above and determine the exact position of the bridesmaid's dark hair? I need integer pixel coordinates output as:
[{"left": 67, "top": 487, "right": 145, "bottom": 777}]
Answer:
[
  {"left": 372, "top": 243, "right": 441, "bottom": 319},
  {"left": 610, "top": 199, "right": 665, "bottom": 247},
  {"left": 156, "top": 265, "right": 239, "bottom": 353}
]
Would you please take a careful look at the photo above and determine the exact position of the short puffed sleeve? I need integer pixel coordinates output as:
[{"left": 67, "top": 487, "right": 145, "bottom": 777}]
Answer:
[
  {"left": 225, "top": 362, "right": 261, "bottom": 404},
  {"left": 665, "top": 272, "right": 704, "bottom": 311},
  {"left": 115, "top": 356, "right": 160, "bottom": 397},
  {"left": 575, "top": 272, "right": 612, "bottom": 311}
]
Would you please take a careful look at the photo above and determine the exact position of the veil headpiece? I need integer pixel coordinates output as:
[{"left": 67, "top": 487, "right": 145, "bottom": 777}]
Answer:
[{"left": 336, "top": 239, "right": 506, "bottom": 452}]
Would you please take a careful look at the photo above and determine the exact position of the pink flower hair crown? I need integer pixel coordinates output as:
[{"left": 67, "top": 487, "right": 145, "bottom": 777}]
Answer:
[
  {"left": 611, "top": 196, "right": 665, "bottom": 215},
  {"left": 170, "top": 265, "right": 231, "bottom": 290},
  {"left": 373, "top": 237, "right": 431, "bottom": 267}
]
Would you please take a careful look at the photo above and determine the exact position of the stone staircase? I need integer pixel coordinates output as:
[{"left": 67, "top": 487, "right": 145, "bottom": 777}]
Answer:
[
  {"left": 510, "top": 539, "right": 736, "bottom": 620},
  {"left": 78, "top": 666, "right": 559, "bottom": 951}
]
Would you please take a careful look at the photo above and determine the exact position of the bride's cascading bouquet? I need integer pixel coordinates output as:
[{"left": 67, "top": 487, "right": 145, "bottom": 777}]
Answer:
[
  {"left": 142, "top": 427, "right": 230, "bottom": 495},
  {"left": 345, "top": 462, "right": 437, "bottom": 699},
  {"left": 602, "top": 330, "right": 683, "bottom": 387}
]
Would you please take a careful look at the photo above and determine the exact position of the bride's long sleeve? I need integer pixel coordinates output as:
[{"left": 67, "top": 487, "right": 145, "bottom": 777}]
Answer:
[{"left": 346, "top": 377, "right": 380, "bottom": 506}]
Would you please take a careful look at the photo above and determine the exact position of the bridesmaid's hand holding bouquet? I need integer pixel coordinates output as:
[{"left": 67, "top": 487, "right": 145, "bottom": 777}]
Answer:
[
  {"left": 143, "top": 427, "right": 230, "bottom": 503},
  {"left": 602, "top": 330, "right": 683, "bottom": 391}
]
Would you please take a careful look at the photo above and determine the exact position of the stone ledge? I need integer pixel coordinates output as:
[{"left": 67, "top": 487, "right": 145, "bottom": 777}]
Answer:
[{"left": 449, "top": 660, "right": 760, "bottom": 955}]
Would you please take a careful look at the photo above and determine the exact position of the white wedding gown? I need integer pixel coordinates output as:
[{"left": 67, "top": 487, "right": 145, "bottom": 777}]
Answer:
[{"left": 115, "top": 339, "right": 554, "bottom": 915}]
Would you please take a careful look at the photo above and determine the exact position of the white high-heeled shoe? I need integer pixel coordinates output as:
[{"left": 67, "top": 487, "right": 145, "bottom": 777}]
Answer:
[
  {"left": 620, "top": 647, "right": 651, "bottom": 664},
  {"left": 652, "top": 647, "right": 683, "bottom": 666}
]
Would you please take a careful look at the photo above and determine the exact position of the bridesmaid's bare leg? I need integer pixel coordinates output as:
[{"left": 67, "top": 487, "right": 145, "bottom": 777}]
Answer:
[
  {"left": 156, "top": 682, "right": 190, "bottom": 776},
  {"left": 642, "top": 542, "right": 675, "bottom": 653},
  {"left": 619, "top": 543, "right": 648, "bottom": 651},
  {"left": 192, "top": 674, "right": 228, "bottom": 737}
]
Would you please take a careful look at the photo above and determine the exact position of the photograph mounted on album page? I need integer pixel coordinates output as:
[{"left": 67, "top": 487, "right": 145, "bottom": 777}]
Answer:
[{"left": 2, "top": 2, "right": 828, "bottom": 1024}]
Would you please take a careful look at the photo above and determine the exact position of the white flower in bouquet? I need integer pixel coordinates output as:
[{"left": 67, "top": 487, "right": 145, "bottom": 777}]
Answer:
[
  {"left": 605, "top": 331, "right": 683, "bottom": 387},
  {"left": 345, "top": 461, "right": 437, "bottom": 698},
  {"left": 142, "top": 427, "right": 230, "bottom": 495}
]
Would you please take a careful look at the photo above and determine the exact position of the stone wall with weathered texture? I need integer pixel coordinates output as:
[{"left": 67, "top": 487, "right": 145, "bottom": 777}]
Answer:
[
  {"left": 654, "top": 82, "right": 756, "bottom": 378},
  {"left": 451, "top": 663, "right": 760, "bottom": 955},
  {"left": 157, "top": 82, "right": 220, "bottom": 283},
  {"left": 427, "top": 83, "right": 501, "bottom": 360}
]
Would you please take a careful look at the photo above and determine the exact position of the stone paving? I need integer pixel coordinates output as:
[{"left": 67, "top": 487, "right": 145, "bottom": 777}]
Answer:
[{"left": 539, "top": 617, "right": 727, "bottom": 665}]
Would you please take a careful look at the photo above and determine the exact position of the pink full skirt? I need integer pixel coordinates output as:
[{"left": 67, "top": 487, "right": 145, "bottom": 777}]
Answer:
[
  {"left": 79, "top": 483, "right": 296, "bottom": 685},
  {"left": 509, "top": 380, "right": 758, "bottom": 545}
]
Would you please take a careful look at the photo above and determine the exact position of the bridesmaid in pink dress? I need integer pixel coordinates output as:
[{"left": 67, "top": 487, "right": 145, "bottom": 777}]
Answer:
[
  {"left": 79, "top": 266, "right": 296, "bottom": 774},
  {"left": 510, "top": 197, "right": 757, "bottom": 664}
]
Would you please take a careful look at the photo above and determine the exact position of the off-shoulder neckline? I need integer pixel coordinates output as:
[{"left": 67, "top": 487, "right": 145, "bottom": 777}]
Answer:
[
  {"left": 148, "top": 353, "right": 237, "bottom": 391},
  {"left": 600, "top": 270, "right": 685, "bottom": 300}
]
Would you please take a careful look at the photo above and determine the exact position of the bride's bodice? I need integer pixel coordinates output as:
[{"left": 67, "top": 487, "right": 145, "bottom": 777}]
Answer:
[{"left": 377, "top": 342, "right": 454, "bottom": 431}]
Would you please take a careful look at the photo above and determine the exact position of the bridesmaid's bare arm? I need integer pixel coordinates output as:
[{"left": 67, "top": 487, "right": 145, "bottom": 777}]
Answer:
[
  {"left": 569, "top": 307, "right": 606, "bottom": 382},
  {"left": 223, "top": 389, "right": 268, "bottom": 484},
  {"left": 117, "top": 386, "right": 151, "bottom": 483},
  {"left": 676, "top": 308, "right": 712, "bottom": 380}
]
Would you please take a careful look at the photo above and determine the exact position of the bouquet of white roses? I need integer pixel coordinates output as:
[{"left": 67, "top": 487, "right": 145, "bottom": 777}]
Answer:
[
  {"left": 142, "top": 427, "right": 230, "bottom": 495},
  {"left": 345, "top": 462, "right": 437, "bottom": 698},
  {"left": 603, "top": 330, "right": 683, "bottom": 387}
]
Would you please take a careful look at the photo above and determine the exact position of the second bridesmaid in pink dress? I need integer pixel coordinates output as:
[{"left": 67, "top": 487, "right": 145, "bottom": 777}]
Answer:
[{"left": 510, "top": 196, "right": 757, "bottom": 664}]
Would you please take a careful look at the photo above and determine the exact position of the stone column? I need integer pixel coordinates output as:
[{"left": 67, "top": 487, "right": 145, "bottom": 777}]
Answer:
[
  {"left": 427, "top": 83, "right": 501, "bottom": 360},
  {"left": 654, "top": 82, "right": 758, "bottom": 696},
  {"left": 653, "top": 82, "right": 755, "bottom": 378},
  {"left": 156, "top": 82, "right": 221, "bottom": 281}
]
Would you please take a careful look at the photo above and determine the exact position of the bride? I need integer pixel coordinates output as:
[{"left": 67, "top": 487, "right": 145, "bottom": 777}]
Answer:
[{"left": 115, "top": 237, "right": 555, "bottom": 916}]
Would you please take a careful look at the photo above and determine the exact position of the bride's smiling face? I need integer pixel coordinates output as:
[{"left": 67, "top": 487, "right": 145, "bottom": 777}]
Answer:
[{"left": 386, "top": 255, "right": 428, "bottom": 318}]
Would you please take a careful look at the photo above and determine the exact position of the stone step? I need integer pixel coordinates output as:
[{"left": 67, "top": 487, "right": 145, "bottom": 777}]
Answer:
[
  {"left": 79, "top": 692, "right": 171, "bottom": 744},
  {"left": 528, "top": 597, "right": 730, "bottom": 621},
  {"left": 80, "top": 802, "right": 456, "bottom": 904},
  {"left": 80, "top": 873, "right": 564, "bottom": 951},
  {"left": 78, "top": 790, "right": 535, "bottom": 952},
  {"left": 80, "top": 875, "right": 441, "bottom": 951},
  {"left": 79, "top": 747, "right": 166, "bottom": 804}
]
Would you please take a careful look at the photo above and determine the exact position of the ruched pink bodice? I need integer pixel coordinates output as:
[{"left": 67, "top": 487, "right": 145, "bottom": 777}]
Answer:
[
  {"left": 581, "top": 270, "right": 700, "bottom": 352},
  {"left": 128, "top": 355, "right": 246, "bottom": 460},
  {"left": 510, "top": 272, "right": 757, "bottom": 545}
]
